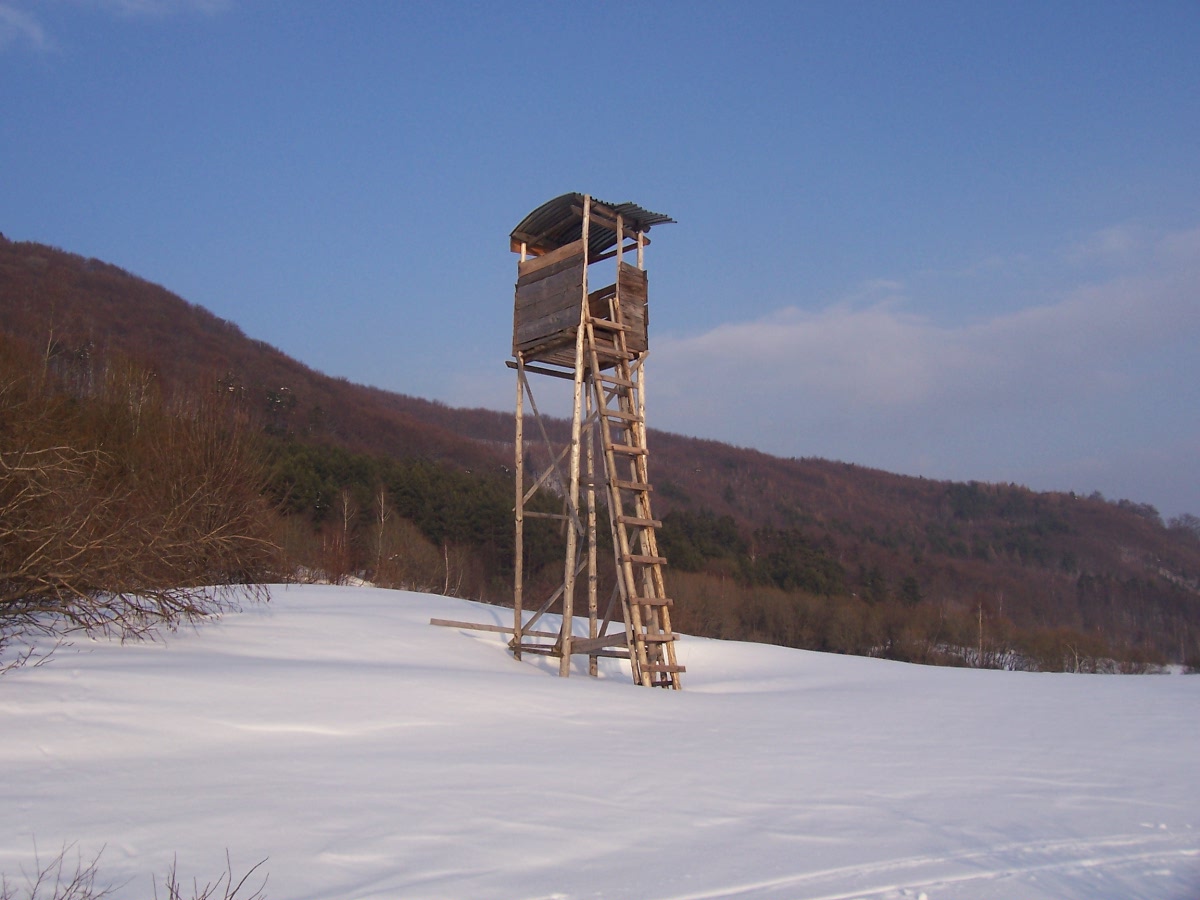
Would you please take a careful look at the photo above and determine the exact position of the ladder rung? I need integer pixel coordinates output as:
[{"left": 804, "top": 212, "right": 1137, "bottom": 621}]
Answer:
[
  {"left": 623, "top": 554, "right": 667, "bottom": 565},
  {"left": 610, "top": 443, "right": 648, "bottom": 456},
  {"left": 593, "top": 345, "right": 636, "bottom": 360},
  {"left": 612, "top": 479, "right": 652, "bottom": 492},
  {"left": 601, "top": 408, "right": 642, "bottom": 422},
  {"left": 598, "top": 374, "right": 634, "bottom": 389},
  {"left": 630, "top": 596, "right": 673, "bottom": 607},
  {"left": 617, "top": 515, "right": 661, "bottom": 528},
  {"left": 637, "top": 633, "right": 678, "bottom": 643},
  {"left": 590, "top": 318, "right": 630, "bottom": 332},
  {"left": 644, "top": 664, "right": 686, "bottom": 673}
]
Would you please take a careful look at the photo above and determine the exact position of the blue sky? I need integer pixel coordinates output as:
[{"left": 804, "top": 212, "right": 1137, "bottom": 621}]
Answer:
[{"left": 3, "top": 1, "right": 1198, "bottom": 518}]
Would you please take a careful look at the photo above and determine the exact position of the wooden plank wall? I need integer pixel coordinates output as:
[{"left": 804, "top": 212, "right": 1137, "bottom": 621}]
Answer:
[
  {"left": 513, "top": 239, "right": 586, "bottom": 355},
  {"left": 619, "top": 262, "right": 648, "bottom": 353}
]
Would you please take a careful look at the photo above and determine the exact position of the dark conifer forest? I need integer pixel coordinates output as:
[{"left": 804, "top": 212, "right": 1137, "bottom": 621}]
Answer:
[{"left": 3, "top": 235, "right": 1198, "bottom": 671}]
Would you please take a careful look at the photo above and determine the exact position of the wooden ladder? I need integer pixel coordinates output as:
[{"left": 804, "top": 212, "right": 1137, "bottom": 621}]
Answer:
[{"left": 584, "top": 290, "right": 683, "bottom": 689}]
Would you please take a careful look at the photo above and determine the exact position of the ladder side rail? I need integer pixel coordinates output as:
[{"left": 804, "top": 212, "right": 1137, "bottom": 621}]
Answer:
[
  {"left": 628, "top": 376, "right": 678, "bottom": 684},
  {"left": 619, "top": 336, "right": 682, "bottom": 687},
  {"left": 634, "top": 502, "right": 681, "bottom": 680},
  {"left": 596, "top": 292, "right": 663, "bottom": 685},
  {"left": 586, "top": 325, "right": 652, "bottom": 686},
  {"left": 605, "top": 265, "right": 668, "bottom": 685}
]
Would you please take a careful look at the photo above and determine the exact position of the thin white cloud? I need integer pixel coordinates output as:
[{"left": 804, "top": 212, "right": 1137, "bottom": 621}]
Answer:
[
  {"left": 1063, "top": 222, "right": 1152, "bottom": 267},
  {"left": 0, "top": 0, "right": 228, "bottom": 50},
  {"left": 0, "top": 3, "right": 48, "bottom": 50},
  {"left": 658, "top": 224, "right": 1198, "bottom": 416},
  {"left": 657, "top": 301, "right": 948, "bottom": 412},
  {"left": 649, "top": 224, "right": 1200, "bottom": 511}
]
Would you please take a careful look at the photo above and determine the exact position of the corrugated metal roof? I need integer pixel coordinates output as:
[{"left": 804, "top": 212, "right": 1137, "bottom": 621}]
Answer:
[{"left": 510, "top": 193, "right": 674, "bottom": 257}]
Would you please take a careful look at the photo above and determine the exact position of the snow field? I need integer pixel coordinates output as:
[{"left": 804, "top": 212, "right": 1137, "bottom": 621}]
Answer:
[{"left": 1, "top": 585, "right": 1197, "bottom": 900}]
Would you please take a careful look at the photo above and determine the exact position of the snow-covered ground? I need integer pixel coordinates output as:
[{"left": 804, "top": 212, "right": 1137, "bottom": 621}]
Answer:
[{"left": 2, "top": 585, "right": 1198, "bottom": 900}]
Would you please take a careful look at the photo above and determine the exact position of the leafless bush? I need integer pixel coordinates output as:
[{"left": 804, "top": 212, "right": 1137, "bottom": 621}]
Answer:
[
  {"left": 154, "top": 854, "right": 267, "bottom": 900},
  {"left": 0, "top": 846, "right": 267, "bottom": 900},
  {"left": 0, "top": 638, "right": 59, "bottom": 677},
  {"left": 0, "top": 844, "right": 111, "bottom": 900},
  {"left": 0, "top": 337, "right": 279, "bottom": 668}
]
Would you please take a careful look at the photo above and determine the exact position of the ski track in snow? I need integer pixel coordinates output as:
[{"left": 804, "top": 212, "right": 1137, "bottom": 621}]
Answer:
[
  {"left": 1, "top": 585, "right": 1198, "bottom": 900},
  {"left": 653, "top": 833, "right": 1199, "bottom": 899}
]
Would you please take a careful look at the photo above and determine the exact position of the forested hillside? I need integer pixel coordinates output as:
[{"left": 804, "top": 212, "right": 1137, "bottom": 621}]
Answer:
[{"left": 3, "top": 235, "right": 1198, "bottom": 670}]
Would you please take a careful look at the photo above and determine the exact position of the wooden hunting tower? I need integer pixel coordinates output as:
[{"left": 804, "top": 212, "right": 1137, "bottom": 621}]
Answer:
[{"left": 508, "top": 193, "right": 682, "bottom": 688}]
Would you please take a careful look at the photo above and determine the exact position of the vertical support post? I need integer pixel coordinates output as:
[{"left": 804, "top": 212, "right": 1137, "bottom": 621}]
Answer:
[
  {"left": 615, "top": 212, "right": 624, "bottom": 320},
  {"left": 559, "top": 195, "right": 592, "bottom": 677},
  {"left": 586, "top": 382, "right": 598, "bottom": 677},
  {"left": 513, "top": 353, "right": 525, "bottom": 660}
]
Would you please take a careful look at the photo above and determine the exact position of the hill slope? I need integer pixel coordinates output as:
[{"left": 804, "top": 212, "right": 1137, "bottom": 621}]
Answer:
[
  {"left": 0, "top": 237, "right": 501, "bottom": 467},
  {"left": 2, "top": 235, "right": 1199, "bottom": 666},
  {"left": 2, "top": 585, "right": 1198, "bottom": 899}
]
